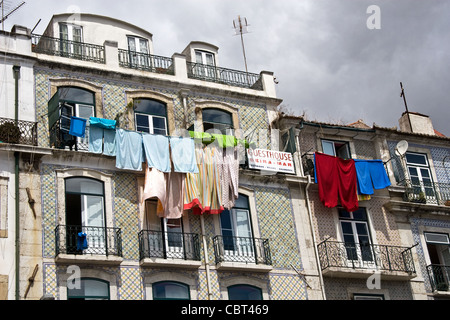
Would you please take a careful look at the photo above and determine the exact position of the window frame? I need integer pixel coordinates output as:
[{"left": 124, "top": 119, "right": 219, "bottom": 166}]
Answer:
[
  {"left": 67, "top": 277, "right": 110, "bottom": 300},
  {"left": 321, "top": 139, "right": 351, "bottom": 159},
  {"left": 202, "top": 107, "right": 234, "bottom": 135},
  {"left": 152, "top": 281, "right": 190, "bottom": 300},
  {"left": 133, "top": 98, "right": 168, "bottom": 135},
  {"left": 227, "top": 284, "right": 263, "bottom": 300}
]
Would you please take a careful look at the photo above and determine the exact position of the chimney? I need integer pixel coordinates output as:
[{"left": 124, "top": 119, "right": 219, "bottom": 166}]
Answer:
[{"left": 399, "top": 111, "right": 436, "bottom": 135}]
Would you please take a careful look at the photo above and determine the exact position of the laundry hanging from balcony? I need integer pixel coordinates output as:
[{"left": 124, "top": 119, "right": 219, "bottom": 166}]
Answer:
[
  {"left": 314, "top": 152, "right": 359, "bottom": 212},
  {"left": 354, "top": 159, "right": 391, "bottom": 195},
  {"left": 88, "top": 117, "right": 117, "bottom": 156}
]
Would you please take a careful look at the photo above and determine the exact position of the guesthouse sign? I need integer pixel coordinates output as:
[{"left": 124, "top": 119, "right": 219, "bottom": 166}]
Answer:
[{"left": 247, "top": 148, "right": 295, "bottom": 174}]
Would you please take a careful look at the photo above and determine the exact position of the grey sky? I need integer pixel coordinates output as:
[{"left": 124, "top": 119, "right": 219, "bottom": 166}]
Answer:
[{"left": 5, "top": 0, "right": 450, "bottom": 135}]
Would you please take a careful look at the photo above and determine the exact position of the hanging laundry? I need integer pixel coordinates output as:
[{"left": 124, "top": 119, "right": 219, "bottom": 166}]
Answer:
[
  {"left": 354, "top": 159, "right": 391, "bottom": 195},
  {"left": 89, "top": 117, "right": 116, "bottom": 130},
  {"left": 103, "top": 129, "right": 116, "bottom": 156},
  {"left": 170, "top": 137, "right": 199, "bottom": 174},
  {"left": 142, "top": 164, "right": 167, "bottom": 216},
  {"left": 211, "top": 133, "right": 237, "bottom": 149},
  {"left": 115, "top": 129, "right": 144, "bottom": 171},
  {"left": 221, "top": 146, "right": 240, "bottom": 209},
  {"left": 314, "top": 152, "right": 359, "bottom": 212},
  {"left": 142, "top": 133, "right": 171, "bottom": 173},
  {"left": 77, "top": 232, "right": 88, "bottom": 251},
  {"left": 88, "top": 125, "right": 104, "bottom": 154},
  {"left": 69, "top": 116, "right": 87, "bottom": 138},
  {"left": 164, "top": 169, "right": 186, "bottom": 219}
]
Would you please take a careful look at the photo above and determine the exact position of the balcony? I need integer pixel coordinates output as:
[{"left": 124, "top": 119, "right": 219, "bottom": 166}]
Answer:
[
  {"left": 31, "top": 34, "right": 105, "bottom": 63},
  {"left": 118, "top": 49, "right": 174, "bottom": 75},
  {"left": 427, "top": 264, "right": 450, "bottom": 293},
  {"left": 138, "top": 230, "right": 201, "bottom": 268},
  {"left": 186, "top": 62, "right": 263, "bottom": 90},
  {"left": 0, "top": 117, "right": 38, "bottom": 146},
  {"left": 55, "top": 225, "right": 123, "bottom": 265},
  {"left": 400, "top": 179, "right": 450, "bottom": 206},
  {"left": 212, "top": 235, "right": 272, "bottom": 272},
  {"left": 317, "top": 240, "right": 416, "bottom": 280}
]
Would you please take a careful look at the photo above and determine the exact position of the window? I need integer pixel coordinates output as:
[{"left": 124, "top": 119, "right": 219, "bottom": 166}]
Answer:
[
  {"left": 220, "top": 195, "right": 254, "bottom": 260},
  {"left": 425, "top": 232, "right": 450, "bottom": 291},
  {"left": 406, "top": 152, "right": 435, "bottom": 200},
  {"left": 142, "top": 200, "right": 186, "bottom": 259},
  {"left": 134, "top": 98, "right": 168, "bottom": 135},
  {"left": 202, "top": 108, "right": 234, "bottom": 135},
  {"left": 56, "top": 87, "right": 95, "bottom": 150},
  {"left": 153, "top": 281, "right": 190, "bottom": 300},
  {"left": 65, "top": 177, "right": 105, "bottom": 254},
  {"left": 59, "top": 23, "right": 83, "bottom": 57},
  {"left": 127, "top": 36, "right": 150, "bottom": 68},
  {"left": 67, "top": 278, "right": 110, "bottom": 300},
  {"left": 228, "top": 285, "right": 263, "bottom": 300},
  {"left": 194, "top": 50, "right": 216, "bottom": 78},
  {"left": 339, "top": 208, "right": 374, "bottom": 265},
  {"left": 353, "top": 293, "right": 385, "bottom": 300},
  {"left": 322, "top": 139, "right": 351, "bottom": 159}
]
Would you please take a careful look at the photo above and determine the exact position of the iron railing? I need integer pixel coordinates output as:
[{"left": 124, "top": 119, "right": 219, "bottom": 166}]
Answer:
[
  {"left": 138, "top": 230, "right": 201, "bottom": 261},
  {"left": 118, "top": 49, "right": 174, "bottom": 75},
  {"left": 49, "top": 118, "right": 90, "bottom": 151},
  {"left": 427, "top": 264, "right": 450, "bottom": 292},
  {"left": 0, "top": 117, "right": 38, "bottom": 146},
  {"left": 213, "top": 235, "right": 272, "bottom": 265},
  {"left": 317, "top": 240, "right": 416, "bottom": 274},
  {"left": 31, "top": 34, "right": 105, "bottom": 64},
  {"left": 186, "top": 62, "right": 263, "bottom": 90},
  {"left": 399, "top": 179, "right": 450, "bottom": 206},
  {"left": 55, "top": 225, "right": 122, "bottom": 257}
]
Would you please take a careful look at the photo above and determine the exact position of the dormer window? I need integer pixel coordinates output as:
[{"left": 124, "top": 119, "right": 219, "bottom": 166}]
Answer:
[
  {"left": 59, "top": 23, "right": 83, "bottom": 57},
  {"left": 127, "top": 36, "right": 150, "bottom": 69}
]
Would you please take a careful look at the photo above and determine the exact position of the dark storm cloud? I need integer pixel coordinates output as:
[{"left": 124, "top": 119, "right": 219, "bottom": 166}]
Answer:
[{"left": 6, "top": 0, "right": 450, "bottom": 135}]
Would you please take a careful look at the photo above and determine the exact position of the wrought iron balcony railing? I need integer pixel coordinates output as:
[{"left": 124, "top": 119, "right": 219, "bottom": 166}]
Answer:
[
  {"left": 213, "top": 235, "right": 272, "bottom": 265},
  {"left": 0, "top": 117, "right": 38, "bottom": 146},
  {"left": 31, "top": 34, "right": 105, "bottom": 64},
  {"left": 186, "top": 62, "right": 263, "bottom": 90},
  {"left": 55, "top": 225, "right": 122, "bottom": 257},
  {"left": 118, "top": 49, "right": 174, "bottom": 75},
  {"left": 317, "top": 240, "right": 416, "bottom": 274},
  {"left": 427, "top": 264, "right": 450, "bottom": 292},
  {"left": 138, "top": 230, "right": 201, "bottom": 261},
  {"left": 399, "top": 179, "right": 450, "bottom": 206}
]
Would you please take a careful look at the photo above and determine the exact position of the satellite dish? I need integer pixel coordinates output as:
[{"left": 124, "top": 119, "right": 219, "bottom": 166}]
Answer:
[{"left": 395, "top": 140, "right": 409, "bottom": 157}]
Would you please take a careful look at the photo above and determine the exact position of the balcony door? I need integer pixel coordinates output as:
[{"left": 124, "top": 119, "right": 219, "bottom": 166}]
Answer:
[
  {"left": 144, "top": 200, "right": 184, "bottom": 258},
  {"left": 220, "top": 195, "right": 255, "bottom": 261},
  {"left": 425, "top": 232, "right": 450, "bottom": 291},
  {"left": 339, "top": 208, "right": 375, "bottom": 268},
  {"left": 406, "top": 152, "right": 436, "bottom": 203},
  {"left": 128, "top": 36, "right": 150, "bottom": 69},
  {"left": 65, "top": 177, "right": 106, "bottom": 254},
  {"left": 195, "top": 50, "right": 216, "bottom": 79},
  {"left": 60, "top": 23, "right": 83, "bottom": 57}
]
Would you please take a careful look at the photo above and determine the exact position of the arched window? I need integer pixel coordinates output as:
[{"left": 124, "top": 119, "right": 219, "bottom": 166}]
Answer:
[
  {"left": 202, "top": 108, "right": 233, "bottom": 135},
  {"left": 227, "top": 284, "right": 263, "bottom": 300},
  {"left": 67, "top": 278, "right": 110, "bottom": 300},
  {"left": 152, "top": 281, "right": 190, "bottom": 300},
  {"left": 134, "top": 98, "right": 168, "bottom": 135}
]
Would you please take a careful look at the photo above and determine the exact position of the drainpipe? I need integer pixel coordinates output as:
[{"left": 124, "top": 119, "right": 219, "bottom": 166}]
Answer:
[
  {"left": 13, "top": 65, "right": 21, "bottom": 300},
  {"left": 200, "top": 215, "right": 212, "bottom": 300},
  {"left": 305, "top": 175, "right": 327, "bottom": 300},
  {"left": 295, "top": 126, "right": 326, "bottom": 300}
]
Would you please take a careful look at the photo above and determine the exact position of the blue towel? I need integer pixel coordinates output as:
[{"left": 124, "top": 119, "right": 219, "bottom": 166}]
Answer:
[
  {"left": 354, "top": 159, "right": 391, "bottom": 195},
  {"left": 170, "top": 137, "right": 199, "bottom": 173},
  {"left": 142, "top": 133, "right": 171, "bottom": 173},
  {"left": 77, "top": 232, "right": 88, "bottom": 251},
  {"left": 115, "top": 129, "right": 144, "bottom": 171},
  {"left": 88, "top": 126, "right": 104, "bottom": 154},
  {"left": 69, "top": 116, "right": 87, "bottom": 138},
  {"left": 103, "top": 129, "right": 116, "bottom": 156},
  {"left": 90, "top": 117, "right": 116, "bottom": 130}
]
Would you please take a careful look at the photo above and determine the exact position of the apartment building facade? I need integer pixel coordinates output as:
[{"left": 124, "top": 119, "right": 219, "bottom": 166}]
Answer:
[{"left": 0, "top": 13, "right": 316, "bottom": 300}]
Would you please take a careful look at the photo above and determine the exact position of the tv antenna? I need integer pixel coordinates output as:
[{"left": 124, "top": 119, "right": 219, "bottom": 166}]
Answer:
[
  {"left": 0, "top": 0, "right": 26, "bottom": 31},
  {"left": 400, "top": 82, "right": 413, "bottom": 133},
  {"left": 233, "top": 15, "right": 250, "bottom": 82}
]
